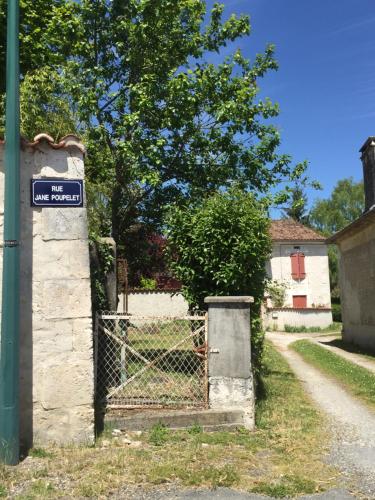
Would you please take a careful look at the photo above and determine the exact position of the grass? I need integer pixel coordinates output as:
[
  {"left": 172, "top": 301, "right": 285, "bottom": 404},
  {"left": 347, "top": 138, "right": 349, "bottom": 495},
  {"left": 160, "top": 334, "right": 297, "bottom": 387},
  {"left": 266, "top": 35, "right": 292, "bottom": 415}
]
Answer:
[
  {"left": 0, "top": 343, "right": 337, "bottom": 498},
  {"left": 292, "top": 340, "right": 375, "bottom": 411},
  {"left": 321, "top": 338, "right": 375, "bottom": 362},
  {"left": 283, "top": 322, "right": 342, "bottom": 334}
]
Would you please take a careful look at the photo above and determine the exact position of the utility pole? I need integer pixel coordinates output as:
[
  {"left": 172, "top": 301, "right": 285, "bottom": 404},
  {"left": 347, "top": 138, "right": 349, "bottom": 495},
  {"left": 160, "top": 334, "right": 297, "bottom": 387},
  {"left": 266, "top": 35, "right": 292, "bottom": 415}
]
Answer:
[{"left": 0, "top": 0, "right": 21, "bottom": 465}]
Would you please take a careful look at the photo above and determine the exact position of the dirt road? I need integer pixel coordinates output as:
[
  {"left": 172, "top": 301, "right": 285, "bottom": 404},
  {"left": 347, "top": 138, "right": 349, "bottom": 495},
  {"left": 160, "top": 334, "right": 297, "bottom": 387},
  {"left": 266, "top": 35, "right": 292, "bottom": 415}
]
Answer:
[{"left": 267, "top": 332, "right": 375, "bottom": 499}]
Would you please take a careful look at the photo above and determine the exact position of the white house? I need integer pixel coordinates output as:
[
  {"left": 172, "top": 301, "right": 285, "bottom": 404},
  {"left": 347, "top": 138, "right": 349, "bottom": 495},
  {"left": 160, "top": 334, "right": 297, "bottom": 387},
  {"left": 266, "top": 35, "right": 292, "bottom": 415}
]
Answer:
[{"left": 264, "top": 219, "right": 332, "bottom": 330}]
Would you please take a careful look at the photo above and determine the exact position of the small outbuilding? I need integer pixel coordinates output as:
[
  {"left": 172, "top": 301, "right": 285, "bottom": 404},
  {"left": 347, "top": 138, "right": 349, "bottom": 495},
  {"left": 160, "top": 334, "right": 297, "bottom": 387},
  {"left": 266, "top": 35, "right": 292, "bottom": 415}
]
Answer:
[
  {"left": 264, "top": 219, "right": 332, "bottom": 330},
  {"left": 329, "top": 137, "right": 375, "bottom": 351}
]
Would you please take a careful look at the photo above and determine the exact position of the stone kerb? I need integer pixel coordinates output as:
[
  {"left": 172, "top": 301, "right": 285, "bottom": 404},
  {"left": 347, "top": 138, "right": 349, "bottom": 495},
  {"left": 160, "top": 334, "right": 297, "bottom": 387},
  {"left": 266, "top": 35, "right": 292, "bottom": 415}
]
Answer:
[
  {"left": 0, "top": 135, "right": 94, "bottom": 447},
  {"left": 204, "top": 296, "right": 255, "bottom": 429}
]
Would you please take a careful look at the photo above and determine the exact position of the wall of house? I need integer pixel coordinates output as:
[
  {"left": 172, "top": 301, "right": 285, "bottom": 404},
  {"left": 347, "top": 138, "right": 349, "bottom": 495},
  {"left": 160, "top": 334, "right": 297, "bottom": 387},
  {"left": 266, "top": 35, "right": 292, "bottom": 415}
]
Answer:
[
  {"left": 267, "top": 242, "right": 331, "bottom": 309},
  {"left": 337, "top": 224, "right": 375, "bottom": 351},
  {"left": 118, "top": 290, "right": 189, "bottom": 317},
  {"left": 264, "top": 308, "right": 332, "bottom": 330},
  {"left": 0, "top": 138, "right": 94, "bottom": 447}
]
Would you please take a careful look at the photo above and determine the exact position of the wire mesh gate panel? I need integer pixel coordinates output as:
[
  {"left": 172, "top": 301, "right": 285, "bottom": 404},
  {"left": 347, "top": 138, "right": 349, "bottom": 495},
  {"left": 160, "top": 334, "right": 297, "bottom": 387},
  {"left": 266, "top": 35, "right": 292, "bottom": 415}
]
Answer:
[{"left": 95, "top": 312, "right": 208, "bottom": 409}]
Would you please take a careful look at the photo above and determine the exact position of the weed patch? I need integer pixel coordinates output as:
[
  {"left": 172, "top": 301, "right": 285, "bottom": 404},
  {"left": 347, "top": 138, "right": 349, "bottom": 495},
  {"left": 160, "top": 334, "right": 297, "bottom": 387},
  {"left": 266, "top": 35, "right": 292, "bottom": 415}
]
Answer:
[
  {"left": 29, "top": 447, "right": 54, "bottom": 459},
  {"left": 284, "top": 322, "right": 342, "bottom": 333},
  {"left": 251, "top": 474, "right": 316, "bottom": 498},
  {"left": 148, "top": 423, "right": 169, "bottom": 446}
]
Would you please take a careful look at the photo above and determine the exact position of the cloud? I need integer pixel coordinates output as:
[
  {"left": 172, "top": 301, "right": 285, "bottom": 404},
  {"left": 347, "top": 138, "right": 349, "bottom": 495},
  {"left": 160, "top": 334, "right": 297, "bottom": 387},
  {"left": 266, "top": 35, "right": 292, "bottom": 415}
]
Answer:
[{"left": 330, "top": 16, "right": 375, "bottom": 35}]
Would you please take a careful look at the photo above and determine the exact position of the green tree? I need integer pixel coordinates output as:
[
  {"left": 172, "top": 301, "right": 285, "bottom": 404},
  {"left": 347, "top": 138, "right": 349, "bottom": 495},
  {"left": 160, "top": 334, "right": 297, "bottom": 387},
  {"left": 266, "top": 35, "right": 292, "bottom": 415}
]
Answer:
[
  {"left": 0, "top": 0, "right": 78, "bottom": 94},
  {"left": 310, "top": 178, "right": 365, "bottom": 296},
  {"left": 310, "top": 178, "right": 364, "bottom": 235},
  {"left": 1, "top": 1, "right": 308, "bottom": 276},
  {"left": 282, "top": 183, "right": 310, "bottom": 223},
  {"left": 166, "top": 189, "right": 271, "bottom": 371},
  {"left": 54, "top": 1, "right": 306, "bottom": 244}
]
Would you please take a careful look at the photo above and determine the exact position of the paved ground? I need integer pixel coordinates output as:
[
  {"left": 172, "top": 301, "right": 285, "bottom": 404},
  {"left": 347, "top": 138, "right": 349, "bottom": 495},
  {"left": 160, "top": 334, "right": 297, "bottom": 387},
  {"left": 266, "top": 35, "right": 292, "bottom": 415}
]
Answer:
[
  {"left": 113, "top": 486, "right": 356, "bottom": 499},
  {"left": 267, "top": 332, "right": 375, "bottom": 499}
]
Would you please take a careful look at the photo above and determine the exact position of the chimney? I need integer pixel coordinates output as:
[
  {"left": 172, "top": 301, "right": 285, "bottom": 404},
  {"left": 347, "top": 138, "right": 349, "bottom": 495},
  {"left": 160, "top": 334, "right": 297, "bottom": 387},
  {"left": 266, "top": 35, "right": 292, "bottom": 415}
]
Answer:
[{"left": 360, "top": 137, "right": 375, "bottom": 211}]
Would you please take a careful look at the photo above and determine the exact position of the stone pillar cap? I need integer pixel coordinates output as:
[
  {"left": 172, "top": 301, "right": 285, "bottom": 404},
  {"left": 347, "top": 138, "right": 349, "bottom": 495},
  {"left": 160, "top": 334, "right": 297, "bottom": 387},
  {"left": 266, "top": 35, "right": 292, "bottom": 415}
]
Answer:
[{"left": 204, "top": 296, "right": 254, "bottom": 304}]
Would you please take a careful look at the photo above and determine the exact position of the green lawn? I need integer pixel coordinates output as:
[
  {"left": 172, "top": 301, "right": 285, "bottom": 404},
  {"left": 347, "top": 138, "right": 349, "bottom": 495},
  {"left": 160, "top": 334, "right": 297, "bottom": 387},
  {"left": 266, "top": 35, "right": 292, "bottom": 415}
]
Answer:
[{"left": 292, "top": 339, "right": 375, "bottom": 410}]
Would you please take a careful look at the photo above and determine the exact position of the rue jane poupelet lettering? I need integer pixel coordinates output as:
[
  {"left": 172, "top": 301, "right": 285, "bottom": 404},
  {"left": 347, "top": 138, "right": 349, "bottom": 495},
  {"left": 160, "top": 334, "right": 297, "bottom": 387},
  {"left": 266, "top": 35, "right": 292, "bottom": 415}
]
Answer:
[{"left": 34, "top": 184, "right": 80, "bottom": 202}]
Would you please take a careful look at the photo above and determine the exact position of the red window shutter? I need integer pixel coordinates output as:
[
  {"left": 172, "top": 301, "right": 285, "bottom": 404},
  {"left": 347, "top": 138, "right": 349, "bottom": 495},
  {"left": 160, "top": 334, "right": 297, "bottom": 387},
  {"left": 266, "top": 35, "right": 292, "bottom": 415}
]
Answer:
[
  {"left": 298, "top": 253, "right": 306, "bottom": 279},
  {"left": 291, "top": 253, "right": 306, "bottom": 280},
  {"left": 293, "top": 295, "right": 307, "bottom": 308},
  {"left": 291, "top": 253, "right": 299, "bottom": 279}
]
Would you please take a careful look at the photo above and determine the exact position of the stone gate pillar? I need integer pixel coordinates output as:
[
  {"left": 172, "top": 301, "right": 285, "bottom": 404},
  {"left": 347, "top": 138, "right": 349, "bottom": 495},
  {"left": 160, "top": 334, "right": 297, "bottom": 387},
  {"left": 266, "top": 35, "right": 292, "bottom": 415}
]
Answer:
[
  {"left": 204, "top": 296, "right": 254, "bottom": 429},
  {"left": 0, "top": 134, "right": 94, "bottom": 447}
]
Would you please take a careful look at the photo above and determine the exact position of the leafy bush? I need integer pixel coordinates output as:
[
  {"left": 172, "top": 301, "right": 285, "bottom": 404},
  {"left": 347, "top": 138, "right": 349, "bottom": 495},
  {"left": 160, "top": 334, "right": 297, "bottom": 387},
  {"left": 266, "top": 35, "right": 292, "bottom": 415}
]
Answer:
[
  {"left": 139, "top": 276, "right": 157, "bottom": 290},
  {"left": 332, "top": 302, "right": 341, "bottom": 322},
  {"left": 166, "top": 189, "right": 271, "bottom": 372},
  {"left": 266, "top": 280, "right": 288, "bottom": 307}
]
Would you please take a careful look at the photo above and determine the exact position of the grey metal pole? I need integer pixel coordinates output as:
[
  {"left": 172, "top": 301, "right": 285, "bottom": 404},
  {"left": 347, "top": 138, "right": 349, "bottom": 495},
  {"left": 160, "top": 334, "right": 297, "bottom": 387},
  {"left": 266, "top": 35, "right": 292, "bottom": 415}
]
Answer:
[{"left": 0, "top": 0, "right": 21, "bottom": 465}]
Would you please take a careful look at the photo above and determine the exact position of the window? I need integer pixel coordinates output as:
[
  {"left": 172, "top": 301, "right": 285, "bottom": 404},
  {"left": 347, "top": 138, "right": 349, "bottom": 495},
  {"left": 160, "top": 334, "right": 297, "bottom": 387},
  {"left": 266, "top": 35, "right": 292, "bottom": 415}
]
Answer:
[
  {"left": 293, "top": 295, "right": 307, "bottom": 308},
  {"left": 290, "top": 253, "right": 305, "bottom": 280}
]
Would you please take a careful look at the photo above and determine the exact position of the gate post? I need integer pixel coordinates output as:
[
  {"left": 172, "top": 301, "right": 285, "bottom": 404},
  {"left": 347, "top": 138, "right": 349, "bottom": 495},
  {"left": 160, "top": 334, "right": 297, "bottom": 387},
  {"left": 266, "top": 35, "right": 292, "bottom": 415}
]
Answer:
[{"left": 204, "top": 296, "right": 255, "bottom": 429}]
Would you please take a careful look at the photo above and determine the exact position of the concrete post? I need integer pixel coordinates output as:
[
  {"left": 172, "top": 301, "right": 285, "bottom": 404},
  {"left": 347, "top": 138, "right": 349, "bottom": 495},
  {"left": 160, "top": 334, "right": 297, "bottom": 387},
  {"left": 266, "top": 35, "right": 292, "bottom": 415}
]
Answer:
[{"left": 204, "top": 296, "right": 255, "bottom": 430}]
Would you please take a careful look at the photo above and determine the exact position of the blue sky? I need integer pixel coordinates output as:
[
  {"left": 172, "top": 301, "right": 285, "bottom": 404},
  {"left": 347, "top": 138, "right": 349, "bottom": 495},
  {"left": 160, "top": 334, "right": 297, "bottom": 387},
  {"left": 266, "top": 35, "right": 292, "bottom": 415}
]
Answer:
[{"left": 206, "top": 0, "right": 374, "bottom": 211}]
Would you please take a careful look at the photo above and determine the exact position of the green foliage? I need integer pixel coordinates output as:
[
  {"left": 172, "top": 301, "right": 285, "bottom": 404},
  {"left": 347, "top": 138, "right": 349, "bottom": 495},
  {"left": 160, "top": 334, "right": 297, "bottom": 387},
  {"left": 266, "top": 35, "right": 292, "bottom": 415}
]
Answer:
[
  {"left": 310, "top": 178, "right": 364, "bottom": 235},
  {"left": 1, "top": 1, "right": 311, "bottom": 290},
  {"left": 282, "top": 183, "right": 311, "bottom": 224},
  {"left": 166, "top": 188, "right": 271, "bottom": 370},
  {"left": 2, "top": 0, "right": 308, "bottom": 248},
  {"left": 310, "top": 177, "right": 365, "bottom": 296},
  {"left": 187, "top": 423, "right": 203, "bottom": 435},
  {"left": 149, "top": 423, "right": 169, "bottom": 446},
  {"left": 283, "top": 323, "right": 342, "bottom": 333},
  {"left": 331, "top": 302, "right": 341, "bottom": 322},
  {"left": 266, "top": 279, "right": 288, "bottom": 308},
  {"left": 90, "top": 240, "right": 114, "bottom": 312},
  {"left": 0, "top": 0, "right": 78, "bottom": 93},
  {"left": 251, "top": 475, "right": 316, "bottom": 498},
  {"left": 139, "top": 276, "right": 157, "bottom": 290}
]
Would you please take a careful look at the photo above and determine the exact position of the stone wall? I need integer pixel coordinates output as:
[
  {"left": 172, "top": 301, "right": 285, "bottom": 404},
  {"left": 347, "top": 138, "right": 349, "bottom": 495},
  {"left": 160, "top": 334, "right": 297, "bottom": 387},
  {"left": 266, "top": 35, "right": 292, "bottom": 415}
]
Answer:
[
  {"left": 118, "top": 290, "right": 189, "bottom": 316},
  {"left": 337, "top": 222, "right": 375, "bottom": 351},
  {"left": 0, "top": 135, "right": 94, "bottom": 447}
]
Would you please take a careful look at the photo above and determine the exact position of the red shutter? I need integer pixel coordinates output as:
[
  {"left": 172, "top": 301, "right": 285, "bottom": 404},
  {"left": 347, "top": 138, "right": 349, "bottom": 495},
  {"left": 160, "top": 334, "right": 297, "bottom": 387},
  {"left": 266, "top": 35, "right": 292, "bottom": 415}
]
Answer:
[
  {"left": 291, "top": 253, "right": 299, "bottom": 279},
  {"left": 293, "top": 295, "right": 307, "bottom": 308},
  {"left": 291, "top": 253, "right": 306, "bottom": 280},
  {"left": 298, "top": 253, "right": 306, "bottom": 279}
]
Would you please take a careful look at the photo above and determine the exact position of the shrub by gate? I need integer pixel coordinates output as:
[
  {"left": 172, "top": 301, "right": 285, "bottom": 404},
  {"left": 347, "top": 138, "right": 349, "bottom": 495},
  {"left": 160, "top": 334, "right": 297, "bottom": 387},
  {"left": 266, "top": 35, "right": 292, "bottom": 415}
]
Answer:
[{"left": 94, "top": 312, "right": 208, "bottom": 409}]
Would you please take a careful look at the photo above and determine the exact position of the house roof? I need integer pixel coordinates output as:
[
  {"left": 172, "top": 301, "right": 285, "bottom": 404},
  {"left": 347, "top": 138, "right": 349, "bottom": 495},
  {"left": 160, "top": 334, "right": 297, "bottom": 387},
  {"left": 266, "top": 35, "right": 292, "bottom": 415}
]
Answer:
[
  {"left": 0, "top": 133, "right": 86, "bottom": 154},
  {"left": 270, "top": 219, "right": 326, "bottom": 242}
]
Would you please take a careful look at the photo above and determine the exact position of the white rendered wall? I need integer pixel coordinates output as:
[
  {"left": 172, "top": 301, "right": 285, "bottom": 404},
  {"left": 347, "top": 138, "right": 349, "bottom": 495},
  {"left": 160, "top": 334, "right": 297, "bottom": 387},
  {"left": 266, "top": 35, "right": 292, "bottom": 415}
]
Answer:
[
  {"left": 267, "top": 242, "right": 331, "bottom": 308},
  {"left": 0, "top": 138, "right": 94, "bottom": 447},
  {"left": 118, "top": 291, "right": 189, "bottom": 317},
  {"left": 264, "top": 308, "right": 333, "bottom": 330}
]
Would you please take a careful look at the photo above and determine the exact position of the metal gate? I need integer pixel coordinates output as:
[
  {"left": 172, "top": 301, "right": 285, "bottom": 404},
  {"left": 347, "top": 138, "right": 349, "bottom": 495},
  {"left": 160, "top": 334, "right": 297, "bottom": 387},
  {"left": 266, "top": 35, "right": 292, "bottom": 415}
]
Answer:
[{"left": 94, "top": 312, "right": 208, "bottom": 409}]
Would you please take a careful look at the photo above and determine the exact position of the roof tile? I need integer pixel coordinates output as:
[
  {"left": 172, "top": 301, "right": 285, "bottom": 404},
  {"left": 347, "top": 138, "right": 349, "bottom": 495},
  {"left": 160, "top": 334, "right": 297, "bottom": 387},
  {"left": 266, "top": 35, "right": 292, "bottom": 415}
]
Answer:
[{"left": 270, "top": 219, "right": 325, "bottom": 242}]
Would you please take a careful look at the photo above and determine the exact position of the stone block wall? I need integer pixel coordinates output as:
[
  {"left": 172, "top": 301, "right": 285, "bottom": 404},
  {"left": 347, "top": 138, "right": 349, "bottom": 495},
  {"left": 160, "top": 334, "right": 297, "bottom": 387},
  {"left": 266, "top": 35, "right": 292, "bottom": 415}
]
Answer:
[{"left": 0, "top": 135, "right": 94, "bottom": 447}]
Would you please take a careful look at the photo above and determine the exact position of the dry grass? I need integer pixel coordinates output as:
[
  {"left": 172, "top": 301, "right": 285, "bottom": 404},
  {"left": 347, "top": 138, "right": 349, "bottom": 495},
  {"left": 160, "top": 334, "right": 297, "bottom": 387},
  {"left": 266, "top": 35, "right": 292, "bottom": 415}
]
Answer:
[{"left": 0, "top": 343, "right": 337, "bottom": 498}]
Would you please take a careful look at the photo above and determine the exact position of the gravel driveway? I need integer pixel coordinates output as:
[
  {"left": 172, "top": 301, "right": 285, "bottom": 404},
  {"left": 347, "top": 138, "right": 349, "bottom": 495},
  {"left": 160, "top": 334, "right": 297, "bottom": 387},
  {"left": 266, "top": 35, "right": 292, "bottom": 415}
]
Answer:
[{"left": 267, "top": 332, "right": 375, "bottom": 499}]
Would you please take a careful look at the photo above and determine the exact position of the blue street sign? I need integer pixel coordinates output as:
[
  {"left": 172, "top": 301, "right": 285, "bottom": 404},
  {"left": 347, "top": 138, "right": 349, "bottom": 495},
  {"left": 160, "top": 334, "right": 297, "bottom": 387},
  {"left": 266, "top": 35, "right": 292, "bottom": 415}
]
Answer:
[{"left": 31, "top": 179, "right": 84, "bottom": 207}]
